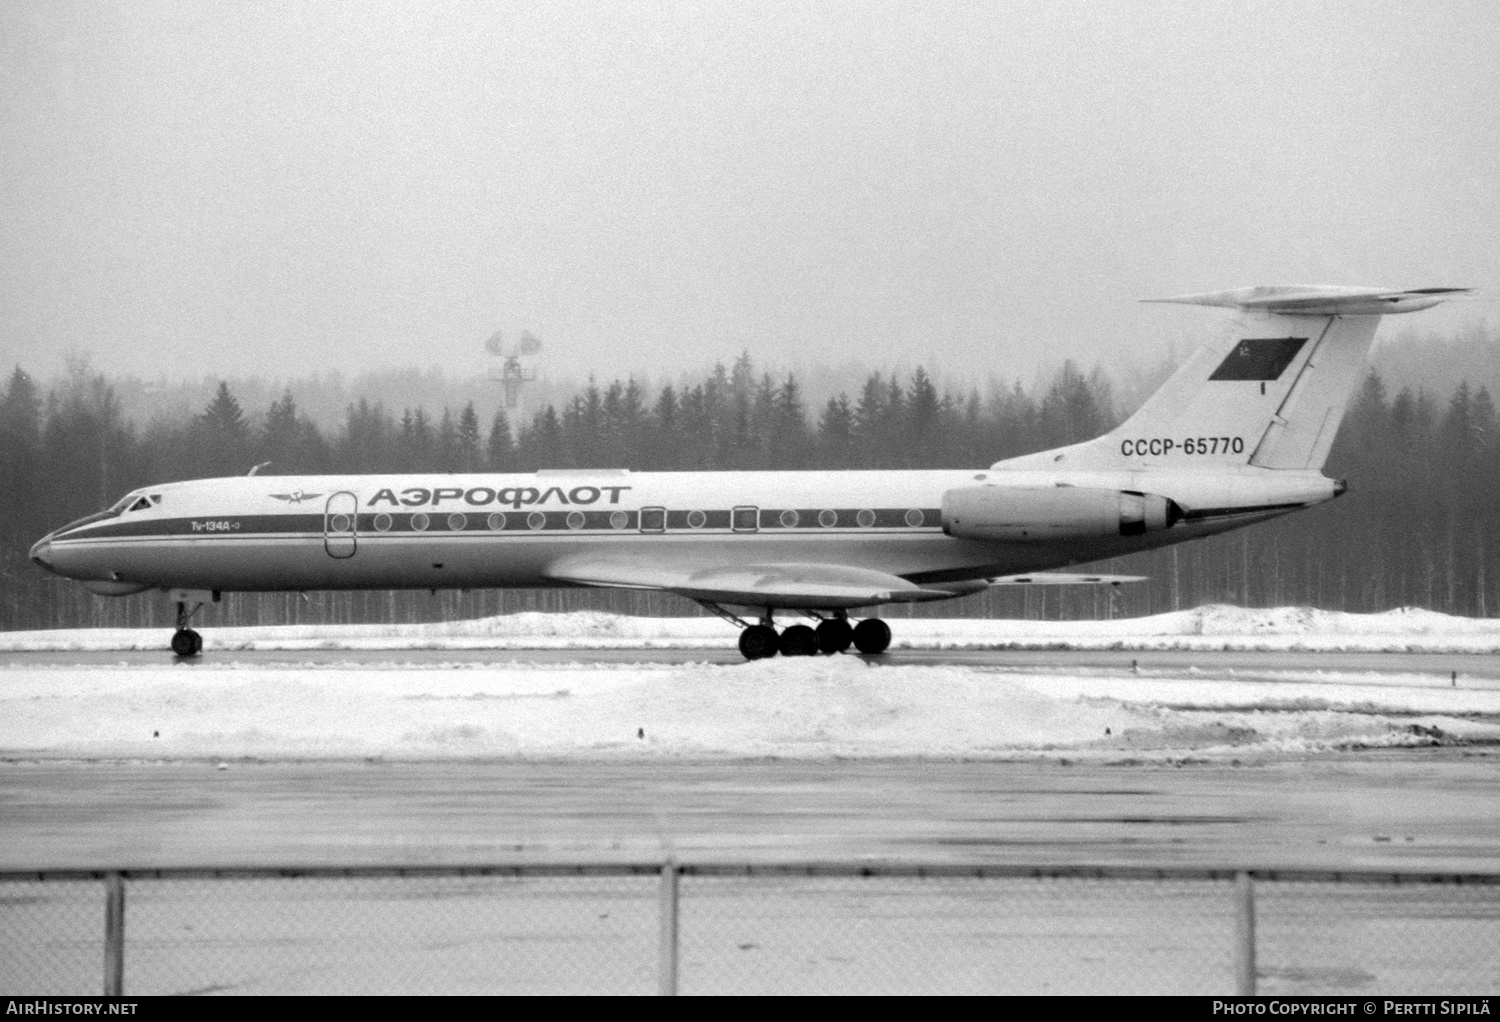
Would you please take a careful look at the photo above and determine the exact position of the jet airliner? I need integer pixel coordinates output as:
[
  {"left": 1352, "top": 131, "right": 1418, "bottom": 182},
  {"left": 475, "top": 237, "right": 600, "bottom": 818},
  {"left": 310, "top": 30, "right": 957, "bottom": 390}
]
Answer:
[{"left": 29, "top": 286, "right": 1464, "bottom": 659}]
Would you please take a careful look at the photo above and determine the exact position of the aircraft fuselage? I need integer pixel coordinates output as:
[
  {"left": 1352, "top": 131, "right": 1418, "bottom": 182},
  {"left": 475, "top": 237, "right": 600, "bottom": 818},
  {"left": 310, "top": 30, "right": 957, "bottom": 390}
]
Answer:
[{"left": 31, "top": 466, "right": 1336, "bottom": 596}]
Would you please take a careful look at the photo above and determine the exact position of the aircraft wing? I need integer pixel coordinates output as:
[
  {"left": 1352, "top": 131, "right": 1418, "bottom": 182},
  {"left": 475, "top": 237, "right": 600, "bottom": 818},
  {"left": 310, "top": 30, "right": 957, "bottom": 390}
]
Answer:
[{"left": 545, "top": 557, "right": 958, "bottom": 609}]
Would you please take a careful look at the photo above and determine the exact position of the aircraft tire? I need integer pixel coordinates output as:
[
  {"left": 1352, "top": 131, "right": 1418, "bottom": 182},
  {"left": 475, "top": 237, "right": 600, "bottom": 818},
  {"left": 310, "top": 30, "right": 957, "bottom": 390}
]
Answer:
[
  {"left": 815, "top": 619, "right": 854, "bottom": 654},
  {"left": 852, "top": 618, "right": 891, "bottom": 655},
  {"left": 778, "top": 624, "right": 819, "bottom": 657},
  {"left": 738, "top": 625, "right": 779, "bottom": 661},
  {"left": 171, "top": 629, "right": 202, "bottom": 658}
]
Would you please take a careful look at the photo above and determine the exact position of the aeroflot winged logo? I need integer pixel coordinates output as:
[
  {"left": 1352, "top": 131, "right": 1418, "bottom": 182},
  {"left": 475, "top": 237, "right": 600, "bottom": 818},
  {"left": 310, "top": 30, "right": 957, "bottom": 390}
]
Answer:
[{"left": 270, "top": 490, "right": 323, "bottom": 504}]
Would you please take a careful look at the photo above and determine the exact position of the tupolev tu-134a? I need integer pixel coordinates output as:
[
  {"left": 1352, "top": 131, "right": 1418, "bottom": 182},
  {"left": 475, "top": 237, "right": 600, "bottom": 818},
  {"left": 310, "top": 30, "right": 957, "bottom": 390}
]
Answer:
[{"left": 30, "top": 285, "right": 1465, "bottom": 659}]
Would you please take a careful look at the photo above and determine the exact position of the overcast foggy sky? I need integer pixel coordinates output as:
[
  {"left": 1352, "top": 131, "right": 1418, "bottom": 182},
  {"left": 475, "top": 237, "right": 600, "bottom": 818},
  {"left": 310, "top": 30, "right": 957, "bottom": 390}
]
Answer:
[{"left": 2, "top": 0, "right": 1497, "bottom": 390}]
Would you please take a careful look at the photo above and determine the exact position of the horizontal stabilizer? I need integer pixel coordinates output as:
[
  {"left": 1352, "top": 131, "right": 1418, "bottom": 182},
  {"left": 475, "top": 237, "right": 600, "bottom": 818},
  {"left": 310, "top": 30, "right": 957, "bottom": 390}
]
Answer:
[
  {"left": 1144, "top": 285, "right": 1469, "bottom": 317},
  {"left": 547, "top": 557, "right": 957, "bottom": 609},
  {"left": 987, "top": 573, "right": 1146, "bottom": 586},
  {"left": 997, "top": 282, "right": 1460, "bottom": 474}
]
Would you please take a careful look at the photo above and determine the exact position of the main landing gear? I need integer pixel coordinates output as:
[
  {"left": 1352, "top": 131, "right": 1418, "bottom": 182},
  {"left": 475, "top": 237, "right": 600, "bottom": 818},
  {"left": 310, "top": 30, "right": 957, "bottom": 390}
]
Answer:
[
  {"left": 728, "top": 609, "right": 892, "bottom": 661},
  {"left": 168, "top": 589, "right": 218, "bottom": 659}
]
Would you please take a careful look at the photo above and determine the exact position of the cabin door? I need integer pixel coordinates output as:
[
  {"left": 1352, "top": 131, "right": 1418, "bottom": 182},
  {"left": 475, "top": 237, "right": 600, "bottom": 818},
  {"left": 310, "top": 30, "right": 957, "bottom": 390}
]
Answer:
[{"left": 323, "top": 491, "right": 358, "bottom": 559}]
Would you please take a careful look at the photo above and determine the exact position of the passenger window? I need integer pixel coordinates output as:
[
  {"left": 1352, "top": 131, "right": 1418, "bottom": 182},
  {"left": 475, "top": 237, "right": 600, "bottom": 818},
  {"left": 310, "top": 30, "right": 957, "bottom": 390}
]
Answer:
[{"left": 639, "top": 507, "right": 666, "bottom": 533}]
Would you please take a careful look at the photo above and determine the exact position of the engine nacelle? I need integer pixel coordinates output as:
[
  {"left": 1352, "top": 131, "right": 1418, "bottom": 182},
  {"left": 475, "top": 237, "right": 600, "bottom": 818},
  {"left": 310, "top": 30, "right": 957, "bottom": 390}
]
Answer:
[{"left": 940, "top": 485, "right": 1182, "bottom": 542}]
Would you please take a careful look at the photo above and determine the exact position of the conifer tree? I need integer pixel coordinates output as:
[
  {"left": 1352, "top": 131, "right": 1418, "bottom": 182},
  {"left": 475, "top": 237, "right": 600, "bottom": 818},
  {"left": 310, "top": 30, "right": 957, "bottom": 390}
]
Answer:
[
  {"left": 517, "top": 405, "right": 565, "bottom": 469},
  {"left": 906, "top": 368, "right": 941, "bottom": 468},
  {"left": 0, "top": 367, "right": 42, "bottom": 551},
  {"left": 197, "top": 381, "right": 250, "bottom": 476},
  {"left": 487, "top": 408, "right": 515, "bottom": 471},
  {"left": 259, "top": 390, "right": 329, "bottom": 474},
  {"left": 650, "top": 385, "right": 679, "bottom": 470},
  {"left": 457, "top": 402, "right": 481, "bottom": 471},
  {"left": 338, "top": 399, "right": 395, "bottom": 473},
  {"left": 817, "top": 394, "right": 855, "bottom": 469},
  {"left": 769, "top": 374, "right": 809, "bottom": 468},
  {"left": 438, "top": 409, "right": 460, "bottom": 471}
]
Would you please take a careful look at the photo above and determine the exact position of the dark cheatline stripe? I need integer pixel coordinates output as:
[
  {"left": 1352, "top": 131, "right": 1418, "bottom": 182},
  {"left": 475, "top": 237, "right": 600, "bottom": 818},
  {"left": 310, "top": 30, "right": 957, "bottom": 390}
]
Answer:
[
  {"left": 56, "top": 514, "right": 323, "bottom": 540},
  {"left": 756, "top": 509, "right": 937, "bottom": 529},
  {"left": 369, "top": 509, "right": 642, "bottom": 533},
  {"left": 54, "top": 507, "right": 947, "bottom": 541}
]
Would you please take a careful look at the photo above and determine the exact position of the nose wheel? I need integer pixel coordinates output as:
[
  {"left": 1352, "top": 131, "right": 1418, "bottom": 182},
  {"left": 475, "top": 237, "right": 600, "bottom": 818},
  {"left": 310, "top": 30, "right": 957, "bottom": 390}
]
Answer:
[
  {"left": 168, "top": 589, "right": 218, "bottom": 659},
  {"left": 171, "top": 628, "right": 203, "bottom": 658}
]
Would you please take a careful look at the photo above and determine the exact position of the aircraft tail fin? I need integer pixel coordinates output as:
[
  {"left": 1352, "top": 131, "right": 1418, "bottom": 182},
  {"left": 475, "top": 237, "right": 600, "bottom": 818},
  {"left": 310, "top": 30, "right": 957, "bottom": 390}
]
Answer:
[{"left": 994, "top": 286, "right": 1467, "bottom": 473}]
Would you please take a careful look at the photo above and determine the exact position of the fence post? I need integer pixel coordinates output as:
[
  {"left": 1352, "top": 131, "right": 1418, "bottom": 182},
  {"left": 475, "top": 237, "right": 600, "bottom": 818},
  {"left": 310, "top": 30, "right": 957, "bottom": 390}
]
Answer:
[
  {"left": 1234, "top": 871, "right": 1256, "bottom": 996},
  {"left": 658, "top": 862, "right": 679, "bottom": 996},
  {"left": 103, "top": 872, "right": 125, "bottom": 996}
]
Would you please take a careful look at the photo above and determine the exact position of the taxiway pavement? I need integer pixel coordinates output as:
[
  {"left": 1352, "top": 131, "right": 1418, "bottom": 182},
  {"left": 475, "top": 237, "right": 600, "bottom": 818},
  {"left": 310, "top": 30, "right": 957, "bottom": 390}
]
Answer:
[{"left": 3, "top": 752, "right": 1499, "bottom": 873}]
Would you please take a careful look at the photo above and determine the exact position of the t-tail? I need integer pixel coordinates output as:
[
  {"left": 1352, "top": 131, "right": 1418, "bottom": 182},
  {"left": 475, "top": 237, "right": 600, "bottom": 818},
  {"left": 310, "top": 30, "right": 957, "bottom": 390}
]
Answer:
[{"left": 996, "top": 286, "right": 1468, "bottom": 473}]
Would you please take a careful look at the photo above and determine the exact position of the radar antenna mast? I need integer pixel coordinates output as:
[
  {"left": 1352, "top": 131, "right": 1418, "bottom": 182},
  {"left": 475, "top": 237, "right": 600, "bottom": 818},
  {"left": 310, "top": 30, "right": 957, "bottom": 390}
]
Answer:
[{"left": 484, "top": 329, "right": 542, "bottom": 410}]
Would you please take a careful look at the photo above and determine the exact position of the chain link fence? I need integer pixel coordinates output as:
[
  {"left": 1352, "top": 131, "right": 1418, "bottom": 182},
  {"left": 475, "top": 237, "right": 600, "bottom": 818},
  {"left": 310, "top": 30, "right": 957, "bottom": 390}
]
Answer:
[
  {"left": 3, "top": 865, "right": 1498, "bottom": 995},
  {"left": 0, "top": 877, "right": 102, "bottom": 996}
]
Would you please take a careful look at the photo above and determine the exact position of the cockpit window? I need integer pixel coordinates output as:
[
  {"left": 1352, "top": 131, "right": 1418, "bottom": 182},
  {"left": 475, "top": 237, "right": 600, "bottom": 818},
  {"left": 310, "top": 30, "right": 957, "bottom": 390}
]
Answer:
[
  {"left": 104, "top": 493, "right": 154, "bottom": 515},
  {"left": 52, "top": 492, "right": 149, "bottom": 534}
]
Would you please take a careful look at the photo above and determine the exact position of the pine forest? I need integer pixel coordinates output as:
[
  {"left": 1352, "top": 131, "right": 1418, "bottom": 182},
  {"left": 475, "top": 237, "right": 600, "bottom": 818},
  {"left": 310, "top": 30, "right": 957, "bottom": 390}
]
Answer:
[{"left": 1, "top": 349, "right": 1495, "bottom": 631}]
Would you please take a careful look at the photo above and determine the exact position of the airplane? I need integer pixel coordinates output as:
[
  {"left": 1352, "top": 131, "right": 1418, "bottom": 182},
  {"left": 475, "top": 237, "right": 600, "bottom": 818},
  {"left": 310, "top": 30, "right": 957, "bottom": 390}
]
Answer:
[{"left": 29, "top": 285, "right": 1465, "bottom": 660}]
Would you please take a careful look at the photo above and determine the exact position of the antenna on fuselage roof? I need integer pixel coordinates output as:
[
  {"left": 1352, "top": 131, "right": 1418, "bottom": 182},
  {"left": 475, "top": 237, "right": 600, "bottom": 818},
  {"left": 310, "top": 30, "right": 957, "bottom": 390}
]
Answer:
[
  {"left": 247, "top": 461, "right": 272, "bottom": 476},
  {"left": 484, "top": 329, "right": 543, "bottom": 410}
]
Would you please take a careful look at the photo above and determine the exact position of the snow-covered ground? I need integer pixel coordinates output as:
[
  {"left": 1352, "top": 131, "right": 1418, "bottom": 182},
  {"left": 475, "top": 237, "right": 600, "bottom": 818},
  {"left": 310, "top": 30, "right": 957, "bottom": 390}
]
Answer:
[
  {"left": 3, "top": 606, "right": 1499, "bottom": 762},
  {"left": 7, "top": 604, "right": 1500, "bottom": 653}
]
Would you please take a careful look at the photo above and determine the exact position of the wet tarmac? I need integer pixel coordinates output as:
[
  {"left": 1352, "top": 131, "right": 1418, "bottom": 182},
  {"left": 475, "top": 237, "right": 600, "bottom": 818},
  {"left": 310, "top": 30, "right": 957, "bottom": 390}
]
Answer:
[{"left": 3, "top": 750, "right": 1499, "bottom": 873}]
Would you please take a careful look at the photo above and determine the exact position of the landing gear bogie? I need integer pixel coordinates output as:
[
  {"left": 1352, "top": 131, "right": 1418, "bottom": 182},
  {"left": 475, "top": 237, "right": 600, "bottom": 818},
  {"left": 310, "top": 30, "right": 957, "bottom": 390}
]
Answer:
[{"left": 731, "top": 613, "right": 890, "bottom": 660}]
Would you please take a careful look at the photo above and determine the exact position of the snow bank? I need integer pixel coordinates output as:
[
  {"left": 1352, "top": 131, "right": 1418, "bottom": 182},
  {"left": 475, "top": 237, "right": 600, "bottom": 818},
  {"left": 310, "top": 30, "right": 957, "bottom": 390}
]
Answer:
[
  {"left": 4, "top": 655, "right": 1498, "bottom": 762},
  {"left": 6, "top": 605, "right": 1500, "bottom": 653}
]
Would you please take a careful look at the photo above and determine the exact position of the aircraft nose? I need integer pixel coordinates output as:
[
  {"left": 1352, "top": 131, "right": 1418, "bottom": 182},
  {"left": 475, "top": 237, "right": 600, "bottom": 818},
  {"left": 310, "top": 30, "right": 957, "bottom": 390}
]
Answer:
[{"left": 29, "top": 535, "right": 54, "bottom": 570}]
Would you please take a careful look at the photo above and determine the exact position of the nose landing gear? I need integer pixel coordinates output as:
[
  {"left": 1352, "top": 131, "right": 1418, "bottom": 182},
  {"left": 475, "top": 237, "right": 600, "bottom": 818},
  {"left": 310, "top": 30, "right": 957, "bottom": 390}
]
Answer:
[{"left": 168, "top": 589, "right": 218, "bottom": 659}]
